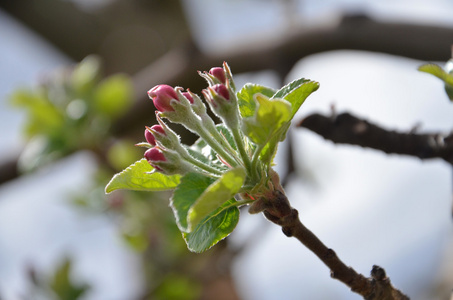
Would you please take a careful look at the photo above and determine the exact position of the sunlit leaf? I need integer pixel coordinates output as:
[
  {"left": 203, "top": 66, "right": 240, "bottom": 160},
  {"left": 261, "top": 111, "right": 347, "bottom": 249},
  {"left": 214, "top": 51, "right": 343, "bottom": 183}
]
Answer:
[
  {"left": 187, "top": 167, "right": 246, "bottom": 231},
  {"left": 419, "top": 63, "right": 453, "bottom": 100},
  {"left": 183, "top": 198, "right": 240, "bottom": 253},
  {"left": 170, "top": 172, "right": 215, "bottom": 232},
  {"left": 418, "top": 64, "right": 453, "bottom": 85},
  {"left": 237, "top": 83, "right": 276, "bottom": 118},
  {"left": 105, "top": 158, "right": 181, "bottom": 193},
  {"left": 272, "top": 78, "right": 319, "bottom": 119},
  {"left": 242, "top": 94, "right": 292, "bottom": 146},
  {"left": 260, "top": 122, "right": 291, "bottom": 166}
]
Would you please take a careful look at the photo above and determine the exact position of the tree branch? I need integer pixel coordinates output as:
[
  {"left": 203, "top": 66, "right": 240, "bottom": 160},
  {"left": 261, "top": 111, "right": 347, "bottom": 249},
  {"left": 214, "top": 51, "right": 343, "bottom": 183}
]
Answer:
[
  {"left": 3, "top": 14, "right": 453, "bottom": 185},
  {"left": 298, "top": 112, "right": 453, "bottom": 165},
  {"left": 249, "top": 175, "right": 409, "bottom": 300}
]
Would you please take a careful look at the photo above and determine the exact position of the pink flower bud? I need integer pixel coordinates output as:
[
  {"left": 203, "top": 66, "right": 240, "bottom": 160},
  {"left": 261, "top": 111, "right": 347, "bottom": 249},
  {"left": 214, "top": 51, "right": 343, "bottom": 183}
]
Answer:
[
  {"left": 182, "top": 91, "right": 194, "bottom": 104},
  {"left": 144, "top": 125, "right": 166, "bottom": 146},
  {"left": 144, "top": 147, "right": 166, "bottom": 171},
  {"left": 147, "top": 84, "right": 178, "bottom": 112},
  {"left": 212, "top": 84, "right": 230, "bottom": 100},
  {"left": 144, "top": 128, "right": 156, "bottom": 145},
  {"left": 209, "top": 67, "right": 227, "bottom": 84},
  {"left": 151, "top": 124, "right": 165, "bottom": 135}
]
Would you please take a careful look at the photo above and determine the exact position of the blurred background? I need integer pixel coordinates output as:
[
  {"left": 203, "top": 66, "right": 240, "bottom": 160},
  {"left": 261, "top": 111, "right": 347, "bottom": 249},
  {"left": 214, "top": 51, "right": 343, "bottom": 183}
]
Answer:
[{"left": 1, "top": 0, "right": 453, "bottom": 299}]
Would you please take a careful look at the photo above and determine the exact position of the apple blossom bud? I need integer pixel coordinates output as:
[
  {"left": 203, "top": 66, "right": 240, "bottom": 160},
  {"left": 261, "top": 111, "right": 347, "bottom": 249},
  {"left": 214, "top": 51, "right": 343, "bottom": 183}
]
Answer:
[
  {"left": 144, "top": 125, "right": 166, "bottom": 146},
  {"left": 209, "top": 67, "right": 227, "bottom": 84},
  {"left": 212, "top": 84, "right": 230, "bottom": 100},
  {"left": 182, "top": 91, "right": 194, "bottom": 104},
  {"left": 144, "top": 147, "right": 166, "bottom": 171},
  {"left": 144, "top": 128, "right": 155, "bottom": 145},
  {"left": 147, "top": 84, "right": 178, "bottom": 112}
]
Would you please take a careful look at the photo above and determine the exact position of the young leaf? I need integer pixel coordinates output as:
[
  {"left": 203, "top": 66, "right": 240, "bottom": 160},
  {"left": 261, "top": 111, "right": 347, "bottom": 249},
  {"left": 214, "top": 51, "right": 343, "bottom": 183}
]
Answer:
[
  {"left": 418, "top": 64, "right": 453, "bottom": 85},
  {"left": 170, "top": 172, "right": 215, "bottom": 232},
  {"left": 183, "top": 198, "right": 240, "bottom": 253},
  {"left": 242, "top": 94, "right": 292, "bottom": 146},
  {"left": 419, "top": 64, "right": 453, "bottom": 100},
  {"left": 272, "top": 78, "right": 320, "bottom": 119},
  {"left": 105, "top": 158, "right": 181, "bottom": 193},
  {"left": 187, "top": 167, "right": 246, "bottom": 231},
  {"left": 259, "top": 122, "right": 291, "bottom": 166},
  {"left": 237, "top": 83, "right": 276, "bottom": 118}
]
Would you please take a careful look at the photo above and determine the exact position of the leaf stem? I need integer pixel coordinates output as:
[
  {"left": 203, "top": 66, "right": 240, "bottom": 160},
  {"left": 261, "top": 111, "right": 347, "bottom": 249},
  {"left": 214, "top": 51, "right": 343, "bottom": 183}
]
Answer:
[
  {"left": 181, "top": 153, "right": 224, "bottom": 176},
  {"left": 193, "top": 122, "right": 239, "bottom": 168},
  {"left": 250, "top": 143, "right": 265, "bottom": 178},
  {"left": 234, "top": 198, "right": 255, "bottom": 207},
  {"left": 231, "top": 127, "right": 253, "bottom": 176},
  {"left": 200, "top": 114, "right": 241, "bottom": 163}
]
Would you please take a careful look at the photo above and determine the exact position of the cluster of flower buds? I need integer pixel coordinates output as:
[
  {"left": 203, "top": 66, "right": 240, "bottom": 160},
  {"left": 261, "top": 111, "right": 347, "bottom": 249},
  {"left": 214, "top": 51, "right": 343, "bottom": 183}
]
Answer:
[
  {"left": 141, "top": 121, "right": 195, "bottom": 175},
  {"left": 198, "top": 64, "right": 240, "bottom": 130},
  {"left": 142, "top": 62, "right": 249, "bottom": 177}
]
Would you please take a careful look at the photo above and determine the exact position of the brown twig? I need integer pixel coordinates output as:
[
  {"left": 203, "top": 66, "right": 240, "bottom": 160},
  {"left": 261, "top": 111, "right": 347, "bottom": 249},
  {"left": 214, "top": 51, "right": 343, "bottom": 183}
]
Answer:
[
  {"left": 249, "top": 172, "right": 409, "bottom": 300},
  {"left": 298, "top": 112, "right": 453, "bottom": 165}
]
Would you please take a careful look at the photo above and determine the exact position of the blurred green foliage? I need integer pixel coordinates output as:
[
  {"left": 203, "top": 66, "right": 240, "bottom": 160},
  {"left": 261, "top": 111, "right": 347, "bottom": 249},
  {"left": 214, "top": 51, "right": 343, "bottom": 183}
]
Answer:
[
  {"left": 26, "top": 257, "right": 90, "bottom": 300},
  {"left": 49, "top": 259, "right": 90, "bottom": 300},
  {"left": 10, "top": 55, "right": 133, "bottom": 171},
  {"left": 12, "top": 56, "right": 237, "bottom": 299}
]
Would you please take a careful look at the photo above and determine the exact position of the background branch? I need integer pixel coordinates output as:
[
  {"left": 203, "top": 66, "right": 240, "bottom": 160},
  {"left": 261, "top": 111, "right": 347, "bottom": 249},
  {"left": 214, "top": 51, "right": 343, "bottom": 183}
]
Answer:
[
  {"left": 3, "top": 14, "right": 453, "bottom": 184},
  {"left": 298, "top": 112, "right": 453, "bottom": 165}
]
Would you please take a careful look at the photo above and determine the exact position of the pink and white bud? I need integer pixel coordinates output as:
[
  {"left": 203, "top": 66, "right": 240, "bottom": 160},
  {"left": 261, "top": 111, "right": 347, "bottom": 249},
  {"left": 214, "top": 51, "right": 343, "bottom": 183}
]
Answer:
[
  {"left": 147, "top": 84, "right": 178, "bottom": 112},
  {"left": 212, "top": 84, "right": 230, "bottom": 100},
  {"left": 209, "top": 67, "right": 227, "bottom": 84},
  {"left": 182, "top": 91, "right": 194, "bottom": 104},
  {"left": 144, "top": 147, "right": 166, "bottom": 171},
  {"left": 144, "top": 127, "right": 156, "bottom": 146},
  {"left": 144, "top": 125, "right": 166, "bottom": 146}
]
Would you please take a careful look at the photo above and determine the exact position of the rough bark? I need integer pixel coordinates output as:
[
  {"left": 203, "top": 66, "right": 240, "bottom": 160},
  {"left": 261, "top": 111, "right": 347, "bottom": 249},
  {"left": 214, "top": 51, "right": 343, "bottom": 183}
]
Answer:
[
  {"left": 250, "top": 180, "right": 409, "bottom": 300},
  {"left": 298, "top": 112, "right": 453, "bottom": 165}
]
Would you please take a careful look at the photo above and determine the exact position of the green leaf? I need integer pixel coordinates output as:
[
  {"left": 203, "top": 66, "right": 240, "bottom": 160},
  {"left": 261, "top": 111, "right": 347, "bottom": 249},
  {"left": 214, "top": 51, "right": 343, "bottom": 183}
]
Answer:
[
  {"left": 419, "top": 64, "right": 453, "bottom": 101},
  {"left": 183, "top": 198, "right": 240, "bottom": 253},
  {"left": 418, "top": 64, "right": 453, "bottom": 85},
  {"left": 272, "top": 78, "right": 320, "bottom": 119},
  {"left": 105, "top": 158, "right": 181, "bottom": 193},
  {"left": 260, "top": 122, "right": 291, "bottom": 166},
  {"left": 170, "top": 172, "right": 215, "bottom": 232},
  {"left": 187, "top": 167, "right": 246, "bottom": 231},
  {"left": 242, "top": 94, "right": 292, "bottom": 146},
  {"left": 93, "top": 74, "right": 133, "bottom": 119},
  {"left": 237, "top": 83, "right": 276, "bottom": 118}
]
